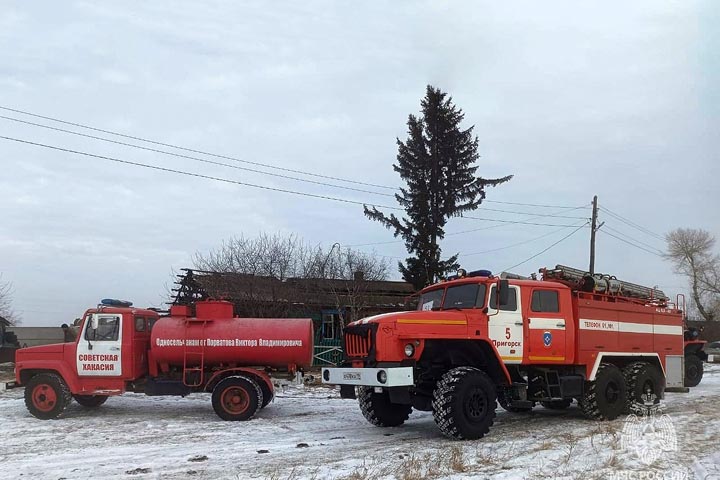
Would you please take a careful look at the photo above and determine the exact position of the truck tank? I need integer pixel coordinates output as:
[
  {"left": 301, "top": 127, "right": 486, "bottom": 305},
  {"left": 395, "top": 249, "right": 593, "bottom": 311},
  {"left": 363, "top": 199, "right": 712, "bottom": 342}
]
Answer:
[{"left": 151, "top": 300, "right": 314, "bottom": 369}]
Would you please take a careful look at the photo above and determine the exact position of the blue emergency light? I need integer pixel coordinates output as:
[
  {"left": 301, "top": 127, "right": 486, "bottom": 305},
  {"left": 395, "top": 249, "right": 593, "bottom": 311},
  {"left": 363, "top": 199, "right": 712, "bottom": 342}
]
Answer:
[{"left": 100, "top": 299, "right": 133, "bottom": 307}]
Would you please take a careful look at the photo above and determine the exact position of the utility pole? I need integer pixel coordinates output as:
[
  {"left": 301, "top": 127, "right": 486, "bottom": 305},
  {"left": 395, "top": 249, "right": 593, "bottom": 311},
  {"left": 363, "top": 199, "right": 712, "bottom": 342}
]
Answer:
[{"left": 589, "top": 195, "right": 604, "bottom": 275}]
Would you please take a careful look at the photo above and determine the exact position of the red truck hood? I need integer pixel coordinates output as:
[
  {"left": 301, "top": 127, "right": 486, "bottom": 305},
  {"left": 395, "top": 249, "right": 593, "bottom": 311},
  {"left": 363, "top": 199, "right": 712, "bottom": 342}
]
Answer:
[
  {"left": 15, "top": 343, "right": 66, "bottom": 360},
  {"left": 348, "top": 309, "right": 469, "bottom": 327}
]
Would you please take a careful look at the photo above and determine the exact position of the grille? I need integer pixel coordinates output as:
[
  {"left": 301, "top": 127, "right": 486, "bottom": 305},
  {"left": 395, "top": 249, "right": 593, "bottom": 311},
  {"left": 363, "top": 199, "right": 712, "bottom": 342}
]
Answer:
[{"left": 345, "top": 330, "right": 372, "bottom": 357}]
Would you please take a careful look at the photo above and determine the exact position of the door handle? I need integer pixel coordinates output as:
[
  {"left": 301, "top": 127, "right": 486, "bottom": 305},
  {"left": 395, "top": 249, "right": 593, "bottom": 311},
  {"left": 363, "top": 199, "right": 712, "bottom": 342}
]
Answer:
[
  {"left": 514, "top": 321, "right": 523, "bottom": 326},
  {"left": 556, "top": 323, "right": 565, "bottom": 328},
  {"left": 109, "top": 347, "right": 120, "bottom": 351}
]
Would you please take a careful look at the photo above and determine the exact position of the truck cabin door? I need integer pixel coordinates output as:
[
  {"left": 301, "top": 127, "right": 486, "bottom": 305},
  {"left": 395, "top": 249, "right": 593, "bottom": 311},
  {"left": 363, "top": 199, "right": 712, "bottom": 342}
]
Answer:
[
  {"left": 527, "top": 289, "right": 567, "bottom": 363},
  {"left": 76, "top": 313, "right": 123, "bottom": 377},
  {"left": 487, "top": 284, "right": 523, "bottom": 364}
]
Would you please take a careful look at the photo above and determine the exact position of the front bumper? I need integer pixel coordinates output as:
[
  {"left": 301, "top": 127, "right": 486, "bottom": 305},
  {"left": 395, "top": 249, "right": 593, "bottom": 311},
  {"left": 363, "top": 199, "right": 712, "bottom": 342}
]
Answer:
[{"left": 321, "top": 367, "right": 414, "bottom": 387}]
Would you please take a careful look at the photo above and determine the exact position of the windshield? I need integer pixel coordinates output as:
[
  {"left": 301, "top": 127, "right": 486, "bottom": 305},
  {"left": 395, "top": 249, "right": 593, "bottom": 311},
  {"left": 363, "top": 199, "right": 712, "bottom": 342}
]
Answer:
[
  {"left": 417, "top": 283, "right": 487, "bottom": 311},
  {"left": 418, "top": 289, "right": 443, "bottom": 311},
  {"left": 443, "top": 284, "right": 486, "bottom": 309}
]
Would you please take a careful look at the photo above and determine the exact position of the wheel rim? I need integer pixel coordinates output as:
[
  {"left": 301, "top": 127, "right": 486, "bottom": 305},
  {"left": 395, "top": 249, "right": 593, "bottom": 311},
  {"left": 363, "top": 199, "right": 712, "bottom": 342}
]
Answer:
[
  {"left": 464, "top": 387, "right": 487, "bottom": 420},
  {"left": 642, "top": 379, "right": 655, "bottom": 399},
  {"left": 605, "top": 381, "right": 620, "bottom": 404},
  {"left": 32, "top": 384, "right": 57, "bottom": 412},
  {"left": 687, "top": 365, "right": 699, "bottom": 380},
  {"left": 220, "top": 386, "right": 250, "bottom": 415}
]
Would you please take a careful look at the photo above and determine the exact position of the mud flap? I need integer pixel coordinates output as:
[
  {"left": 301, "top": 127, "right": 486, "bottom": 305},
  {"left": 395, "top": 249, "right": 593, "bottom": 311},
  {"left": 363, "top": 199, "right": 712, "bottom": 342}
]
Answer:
[{"left": 340, "top": 385, "right": 356, "bottom": 399}]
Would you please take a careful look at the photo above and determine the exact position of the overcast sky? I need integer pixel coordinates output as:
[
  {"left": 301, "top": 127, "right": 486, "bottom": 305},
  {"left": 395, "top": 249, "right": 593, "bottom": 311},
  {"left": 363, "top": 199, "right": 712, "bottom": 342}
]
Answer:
[{"left": 0, "top": 1, "right": 717, "bottom": 326}]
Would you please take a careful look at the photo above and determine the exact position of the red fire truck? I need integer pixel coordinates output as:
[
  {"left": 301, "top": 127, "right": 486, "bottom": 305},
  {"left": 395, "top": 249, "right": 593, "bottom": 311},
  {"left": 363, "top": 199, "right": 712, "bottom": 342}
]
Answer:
[
  {"left": 323, "top": 265, "right": 704, "bottom": 440},
  {"left": 12, "top": 299, "right": 313, "bottom": 420}
]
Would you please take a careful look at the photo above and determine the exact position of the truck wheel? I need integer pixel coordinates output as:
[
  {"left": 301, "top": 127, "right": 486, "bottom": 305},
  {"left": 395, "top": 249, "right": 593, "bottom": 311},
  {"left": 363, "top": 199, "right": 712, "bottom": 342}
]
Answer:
[
  {"left": 540, "top": 399, "right": 572, "bottom": 410},
  {"left": 497, "top": 387, "right": 533, "bottom": 413},
  {"left": 579, "top": 363, "right": 626, "bottom": 420},
  {"left": 623, "top": 362, "right": 663, "bottom": 411},
  {"left": 73, "top": 395, "right": 108, "bottom": 408},
  {"left": 258, "top": 380, "right": 274, "bottom": 409},
  {"left": 684, "top": 355, "right": 703, "bottom": 387},
  {"left": 211, "top": 375, "right": 263, "bottom": 421},
  {"left": 358, "top": 387, "right": 412, "bottom": 427},
  {"left": 24, "top": 373, "right": 72, "bottom": 420},
  {"left": 432, "top": 367, "right": 497, "bottom": 440}
]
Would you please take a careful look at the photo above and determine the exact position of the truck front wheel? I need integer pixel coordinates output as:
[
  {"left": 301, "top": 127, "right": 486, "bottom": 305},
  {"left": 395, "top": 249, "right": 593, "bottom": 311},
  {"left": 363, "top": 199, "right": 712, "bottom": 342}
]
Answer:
[
  {"left": 684, "top": 355, "right": 703, "bottom": 387},
  {"left": 211, "top": 375, "right": 263, "bottom": 421},
  {"left": 432, "top": 367, "right": 497, "bottom": 440},
  {"left": 579, "top": 363, "right": 626, "bottom": 420},
  {"left": 24, "top": 373, "right": 72, "bottom": 420},
  {"left": 358, "top": 387, "right": 411, "bottom": 427},
  {"left": 73, "top": 395, "right": 108, "bottom": 408}
]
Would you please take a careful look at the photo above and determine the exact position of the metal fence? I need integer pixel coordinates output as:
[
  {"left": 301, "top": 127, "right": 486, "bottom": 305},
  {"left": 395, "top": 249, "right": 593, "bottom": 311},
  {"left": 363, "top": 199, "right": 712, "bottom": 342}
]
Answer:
[{"left": 312, "top": 339, "right": 343, "bottom": 366}]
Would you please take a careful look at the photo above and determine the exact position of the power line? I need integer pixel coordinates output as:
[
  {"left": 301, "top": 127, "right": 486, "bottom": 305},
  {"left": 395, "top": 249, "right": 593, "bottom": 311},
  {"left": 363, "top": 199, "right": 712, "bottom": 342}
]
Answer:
[
  {"left": 0, "top": 135, "right": 405, "bottom": 211},
  {"left": 451, "top": 217, "right": 584, "bottom": 233},
  {"left": 599, "top": 229, "right": 663, "bottom": 257},
  {"left": 481, "top": 199, "right": 583, "bottom": 209},
  {"left": 0, "top": 114, "right": 396, "bottom": 198},
  {"left": 477, "top": 206, "right": 589, "bottom": 219},
  {"left": 599, "top": 205, "right": 664, "bottom": 240},
  {"left": 0, "top": 106, "right": 589, "bottom": 211},
  {"left": 602, "top": 224, "right": 664, "bottom": 254},
  {"left": 502, "top": 222, "right": 589, "bottom": 272},
  {"left": 459, "top": 223, "right": 587, "bottom": 257},
  {"left": 0, "top": 105, "right": 398, "bottom": 191},
  {"left": 345, "top": 204, "right": 590, "bottom": 247}
]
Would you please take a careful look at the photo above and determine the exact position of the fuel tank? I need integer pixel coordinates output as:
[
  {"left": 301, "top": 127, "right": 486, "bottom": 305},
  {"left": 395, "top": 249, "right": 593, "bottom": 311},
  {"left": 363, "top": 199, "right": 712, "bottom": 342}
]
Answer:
[{"left": 151, "top": 301, "right": 314, "bottom": 369}]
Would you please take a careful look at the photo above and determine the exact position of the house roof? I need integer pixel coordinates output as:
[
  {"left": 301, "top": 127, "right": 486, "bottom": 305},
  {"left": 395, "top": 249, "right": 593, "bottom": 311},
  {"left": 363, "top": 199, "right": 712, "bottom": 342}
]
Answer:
[{"left": 172, "top": 269, "right": 415, "bottom": 308}]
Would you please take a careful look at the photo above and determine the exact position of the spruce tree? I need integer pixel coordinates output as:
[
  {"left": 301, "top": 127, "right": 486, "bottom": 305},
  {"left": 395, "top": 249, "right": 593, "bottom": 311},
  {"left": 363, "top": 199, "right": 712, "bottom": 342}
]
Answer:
[{"left": 365, "top": 85, "right": 512, "bottom": 290}]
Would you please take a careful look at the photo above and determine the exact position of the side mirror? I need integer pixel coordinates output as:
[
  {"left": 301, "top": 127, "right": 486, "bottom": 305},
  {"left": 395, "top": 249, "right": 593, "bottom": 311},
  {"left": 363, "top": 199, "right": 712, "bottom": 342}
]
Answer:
[
  {"left": 497, "top": 279, "right": 510, "bottom": 307},
  {"left": 90, "top": 314, "right": 99, "bottom": 330}
]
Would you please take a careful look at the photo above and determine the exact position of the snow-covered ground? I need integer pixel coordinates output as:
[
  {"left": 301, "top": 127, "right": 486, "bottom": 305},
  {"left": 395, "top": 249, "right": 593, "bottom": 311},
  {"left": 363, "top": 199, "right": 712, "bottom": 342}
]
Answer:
[{"left": 1, "top": 366, "right": 719, "bottom": 480}]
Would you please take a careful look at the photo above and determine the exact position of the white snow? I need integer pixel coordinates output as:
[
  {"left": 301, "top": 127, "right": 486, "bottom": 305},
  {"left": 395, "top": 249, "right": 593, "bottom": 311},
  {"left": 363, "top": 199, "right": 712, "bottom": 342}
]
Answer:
[{"left": 0, "top": 366, "right": 719, "bottom": 480}]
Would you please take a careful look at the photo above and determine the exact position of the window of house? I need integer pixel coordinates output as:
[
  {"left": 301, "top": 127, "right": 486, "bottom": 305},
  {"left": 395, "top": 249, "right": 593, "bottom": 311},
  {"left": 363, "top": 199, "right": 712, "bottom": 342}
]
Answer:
[
  {"left": 321, "top": 313, "right": 338, "bottom": 340},
  {"left": 489, "top": 286, "right": 518, "bottom": 311},
  {"left": 531, "top": 290, "right": 560, "bottom": 313}
]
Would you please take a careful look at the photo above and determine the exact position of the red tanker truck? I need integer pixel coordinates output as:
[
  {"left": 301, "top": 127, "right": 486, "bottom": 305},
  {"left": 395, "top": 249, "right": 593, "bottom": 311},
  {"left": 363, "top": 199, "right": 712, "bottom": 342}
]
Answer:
[{"left": 11, "top": 299, "right": 313, "bottom": 420}]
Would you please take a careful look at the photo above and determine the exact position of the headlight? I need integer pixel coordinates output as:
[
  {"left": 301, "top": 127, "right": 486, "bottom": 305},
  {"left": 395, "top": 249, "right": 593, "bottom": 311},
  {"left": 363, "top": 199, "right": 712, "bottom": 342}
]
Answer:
[
  {"left": 404, "top": 343, "right": 415, "bottom": 357},
  {"left": 377, "top": 370, "right": 387, "bottom": 384}
]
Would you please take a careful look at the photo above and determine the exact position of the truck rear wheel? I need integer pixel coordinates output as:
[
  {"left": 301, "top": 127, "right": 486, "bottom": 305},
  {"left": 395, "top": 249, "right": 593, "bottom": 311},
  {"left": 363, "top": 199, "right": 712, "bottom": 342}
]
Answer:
[
  {"left": 432, "top": 367, "right": 497, "bottom": 440},
  {"left": 684, "top": 354, "right": 703, "bottom": 387},
  {"left": 358, "top": 387, "right": 412, "bottom": 427},
  {"left": 579, "top": 363, "right": 626, "bottom": 420},
  {"left": 623, "top": 362, "right": 662, "bottom": 411},
  {"left": 24, "top": 373, "right": 72, "bottom": 420},
  {"left": 73, "top": 395, "right": 108, "bottom": 408},
  {"left": 211, "top": 375, "right": 263, "bottom": 421},
  {"left": 258, "top": 380, "right": 274, "bottom": 408}
]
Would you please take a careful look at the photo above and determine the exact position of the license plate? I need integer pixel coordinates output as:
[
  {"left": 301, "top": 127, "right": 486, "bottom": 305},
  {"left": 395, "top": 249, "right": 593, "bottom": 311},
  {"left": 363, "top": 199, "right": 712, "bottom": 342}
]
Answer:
[{"left": 343, "top": 372, "right": 362, "bottom": 381}]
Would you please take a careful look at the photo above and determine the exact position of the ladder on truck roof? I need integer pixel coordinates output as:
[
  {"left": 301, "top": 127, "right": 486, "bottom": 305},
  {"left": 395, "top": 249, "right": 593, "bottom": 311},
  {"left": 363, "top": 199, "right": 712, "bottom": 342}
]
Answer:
[
  {"left": 182, "top": 317, "right": 208, "bottom": 388},
  {"left": 540, "top": 264, "right": 668, "bottom": 302}
]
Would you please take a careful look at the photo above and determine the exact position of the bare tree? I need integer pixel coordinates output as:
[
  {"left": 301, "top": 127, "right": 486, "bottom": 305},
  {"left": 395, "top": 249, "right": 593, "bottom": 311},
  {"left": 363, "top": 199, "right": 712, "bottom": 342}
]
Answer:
[
  {"left": 0, "top": 274, "right": 19, "bottom": 326},
  {"left": 664, "top": 228, "right": 720, "bottom": 321},
  {"left": 191, "top": 234, "right": 390, "bottom": 321},
  {"left": 322, "top": 247, "right": 391, "bottom": 329}
]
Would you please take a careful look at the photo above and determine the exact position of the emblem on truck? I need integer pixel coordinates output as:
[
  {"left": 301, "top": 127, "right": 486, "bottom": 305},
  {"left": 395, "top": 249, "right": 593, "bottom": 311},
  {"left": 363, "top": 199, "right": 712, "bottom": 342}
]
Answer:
[{"left": 543, "top": 331, "right": 552, "bottom": 347}]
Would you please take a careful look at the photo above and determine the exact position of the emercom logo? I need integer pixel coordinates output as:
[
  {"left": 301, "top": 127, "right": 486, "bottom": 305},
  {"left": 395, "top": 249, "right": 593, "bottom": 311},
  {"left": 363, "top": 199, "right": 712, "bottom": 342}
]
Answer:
[{"left": 620, "top": 392, "right": 678, "bottom": 466}]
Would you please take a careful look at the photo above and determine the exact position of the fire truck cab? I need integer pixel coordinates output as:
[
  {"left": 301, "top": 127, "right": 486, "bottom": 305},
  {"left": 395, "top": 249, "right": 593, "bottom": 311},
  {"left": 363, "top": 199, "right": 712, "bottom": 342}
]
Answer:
[{"left": 323, "top": 266, "right": 697, "bottom": 440}]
